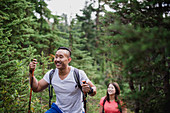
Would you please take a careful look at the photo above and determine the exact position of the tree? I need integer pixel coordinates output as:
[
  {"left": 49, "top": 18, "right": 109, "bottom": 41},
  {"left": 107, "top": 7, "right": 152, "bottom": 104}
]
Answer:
[
  {"left": 27, "top": 0, "right": 68, "bottom": 56},
  {"left": 76, "top": 2, "right": 96, "bottom": 55},
  {"left": 98, "top": 0, "right": 170, "bottom": 112},
  {"left": 68, "top": 19, "right": 99, "bottom": 81},
  {"left": 0, "top": 0, "right": 38, "bottom": 112}
]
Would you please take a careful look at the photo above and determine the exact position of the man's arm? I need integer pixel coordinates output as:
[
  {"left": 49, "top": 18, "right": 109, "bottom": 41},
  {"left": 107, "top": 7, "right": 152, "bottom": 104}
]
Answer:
[
  {"left": 29, "top": 59, "right": 48, "bottom": 92},
  {"left": 29, "top": 74, "right": 48, "bottom": 92}
]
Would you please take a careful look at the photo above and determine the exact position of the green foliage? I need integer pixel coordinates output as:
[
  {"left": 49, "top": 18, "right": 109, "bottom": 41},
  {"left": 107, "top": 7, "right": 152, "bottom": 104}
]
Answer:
[
  {"left": 76, "top": 3, "right": 97, "bottom": 55},
  {"left": 98, "top": 0, "right": 170, "bottom": 112},
  {"left": 0, "top": 0, "right": 37, "bottom": 112},
  {"left": 1, "top": 0, "right": 169, "bottom": 113},
  {"left": 68, "top": 19, "right": 99, "bottom": 82},
  {"left": 110, "top": 23, "right": 170, "bottom": 113}
]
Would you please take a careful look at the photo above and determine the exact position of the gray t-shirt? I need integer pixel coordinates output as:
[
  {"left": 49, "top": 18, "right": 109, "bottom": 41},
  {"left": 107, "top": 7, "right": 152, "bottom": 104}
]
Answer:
[{"left": 43, "top": 66, "right": 90, "bottom": 113}]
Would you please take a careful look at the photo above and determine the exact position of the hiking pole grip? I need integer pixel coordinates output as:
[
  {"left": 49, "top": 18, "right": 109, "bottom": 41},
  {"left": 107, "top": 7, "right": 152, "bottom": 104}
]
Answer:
[
  {"left": 82, "top": 80, "right": 86, "bottom": 84},
  {"left": 82, "top": 80, "right": 87, "bottom": 113},
  {"left": 82, "top": 80, "right": 87, "bottom": 96}
]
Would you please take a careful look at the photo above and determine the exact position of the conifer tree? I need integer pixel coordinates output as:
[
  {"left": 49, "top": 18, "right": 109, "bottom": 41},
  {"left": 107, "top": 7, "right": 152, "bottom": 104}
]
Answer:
[
  {"left": 0, "top": 0, "right": 38, "bottom": 112},
  {"left": 68, "top": 19, "right": 99, "bottom": 81},
  {"left": 27, "top": 0, "right": 68, "bottom": 56},
  {"left": 76, "top": 0, "right": 106, "bottom": 84},
  {"left": 98, "top": 0, "right": 170, "bottom": 112},
  {"left": 76, "top": 2, "right": 96, "bottom": 56}
]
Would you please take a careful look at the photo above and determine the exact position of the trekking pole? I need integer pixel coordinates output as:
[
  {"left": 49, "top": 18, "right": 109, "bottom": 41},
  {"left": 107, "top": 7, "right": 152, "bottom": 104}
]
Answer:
[
  {"left": 82, "top": 80, "right": 87, "bottom": 113},
  {"left": 28, "top": 59, "right": 36, "bottom": 113}
]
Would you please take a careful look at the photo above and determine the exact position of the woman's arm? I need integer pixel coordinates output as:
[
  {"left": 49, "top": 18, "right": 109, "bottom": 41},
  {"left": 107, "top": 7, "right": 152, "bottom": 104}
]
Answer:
[
  {"left": 120, "top": 100, "right": 127, "bottom": 113},
  {"left": 122, "top": 107, "right": 127, "bottom": 113},
  {"left": 99, "top": 105, "right": 103, "bottom": 113}
]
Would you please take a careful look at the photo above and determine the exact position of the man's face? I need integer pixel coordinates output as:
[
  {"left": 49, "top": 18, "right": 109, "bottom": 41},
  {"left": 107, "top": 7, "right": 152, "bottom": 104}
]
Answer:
[
  {"left": 107, "top": 84, "right": 116, "bottom": 95},
  {"left": 54, "top": 49, "right": 71, "bottom": 69}
]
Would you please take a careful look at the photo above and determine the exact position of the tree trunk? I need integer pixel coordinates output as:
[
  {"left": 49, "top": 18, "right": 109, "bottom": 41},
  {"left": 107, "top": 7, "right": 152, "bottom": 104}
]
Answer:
[
  {"left": 129, "top": 78, "right": 140, "bottom": 113},
  {"left": 163, "top": 47, "right": 170, "bottom": 112}
]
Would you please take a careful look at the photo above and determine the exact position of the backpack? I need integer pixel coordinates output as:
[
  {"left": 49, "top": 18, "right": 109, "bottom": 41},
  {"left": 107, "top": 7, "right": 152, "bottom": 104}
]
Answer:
[
  {"left": 102, "top": 98, "right": 122, "bottom": 113},
  {"left": 48, "top": 68, "right": 86, "bottom": 112}
]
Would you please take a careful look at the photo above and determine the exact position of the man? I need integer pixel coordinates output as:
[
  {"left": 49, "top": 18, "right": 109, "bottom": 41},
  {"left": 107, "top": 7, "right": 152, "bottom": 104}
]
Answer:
[{"left": 29, "top": 47, "right": 96, "bottom": 113}]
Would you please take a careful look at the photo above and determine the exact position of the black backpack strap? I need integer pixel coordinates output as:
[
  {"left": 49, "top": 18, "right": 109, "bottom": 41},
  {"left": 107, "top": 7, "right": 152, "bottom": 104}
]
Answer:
[
  {"left": 102, "top": 98, "right": 107, "bottom": 113},
  {"left": 73, "top": 68, "right": 82, "bottom": 91},
  {"left": 48, "top": 69, "right": 55, "bottom": 108},
  {"left": 73, "top": 68, "right": 87, "bottom": 113}
]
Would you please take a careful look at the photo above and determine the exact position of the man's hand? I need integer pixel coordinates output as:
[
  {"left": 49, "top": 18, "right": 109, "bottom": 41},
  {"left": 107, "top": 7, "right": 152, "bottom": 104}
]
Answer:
[
  {"left": 82, "top": 81, "right": 91, "bottom": 94},
  {"left": 82, "top": 80, "right": 96, "bottom": 96},
  {"left": 29, "top": 59, "right": 38, "bottom": 74}
]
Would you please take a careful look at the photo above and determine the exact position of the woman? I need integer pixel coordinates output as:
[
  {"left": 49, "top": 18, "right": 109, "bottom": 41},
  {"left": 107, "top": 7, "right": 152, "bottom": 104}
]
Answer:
[{"left": 99, "top": 82, "right": 127, "bottom": 113}]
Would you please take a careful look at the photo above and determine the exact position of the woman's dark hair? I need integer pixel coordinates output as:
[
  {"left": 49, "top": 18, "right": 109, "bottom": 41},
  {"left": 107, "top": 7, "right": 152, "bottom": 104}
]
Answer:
[{"left": 105, "top": 82, "right": 121, "bottom": 104}]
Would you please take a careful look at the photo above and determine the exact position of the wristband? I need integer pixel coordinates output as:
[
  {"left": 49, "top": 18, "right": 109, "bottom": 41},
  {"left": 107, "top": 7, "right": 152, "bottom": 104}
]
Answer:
[{"left": 88, "top": 86, "right": 93, "bottom": 94}]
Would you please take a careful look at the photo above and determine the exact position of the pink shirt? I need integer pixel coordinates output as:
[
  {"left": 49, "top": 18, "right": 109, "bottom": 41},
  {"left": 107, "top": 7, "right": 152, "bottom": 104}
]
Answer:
[{"left": 100, "top": 97, "right": 121, "bottom": 113}]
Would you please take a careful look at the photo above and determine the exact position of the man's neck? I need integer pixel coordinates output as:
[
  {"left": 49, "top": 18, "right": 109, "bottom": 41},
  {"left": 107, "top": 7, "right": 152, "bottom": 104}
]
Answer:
[{"left": 58, "top": 66, "right": 71, "bottom": 76}]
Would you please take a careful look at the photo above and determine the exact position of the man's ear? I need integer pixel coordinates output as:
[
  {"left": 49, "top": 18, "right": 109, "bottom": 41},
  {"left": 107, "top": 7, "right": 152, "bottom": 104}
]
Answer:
[{"left": 68, "top": 57, "right": 72, "bottom": 63}]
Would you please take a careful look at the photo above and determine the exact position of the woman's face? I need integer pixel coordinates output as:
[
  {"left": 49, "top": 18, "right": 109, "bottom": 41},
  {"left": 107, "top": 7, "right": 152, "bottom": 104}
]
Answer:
[{"left": 107, "top": 84, "right": 116, "bottom": 95}]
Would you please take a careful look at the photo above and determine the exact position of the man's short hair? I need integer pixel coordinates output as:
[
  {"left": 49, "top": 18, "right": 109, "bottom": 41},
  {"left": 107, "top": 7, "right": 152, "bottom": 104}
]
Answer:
[{"left": 57, "top": 47, "right": 71, "bottom": 57}]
